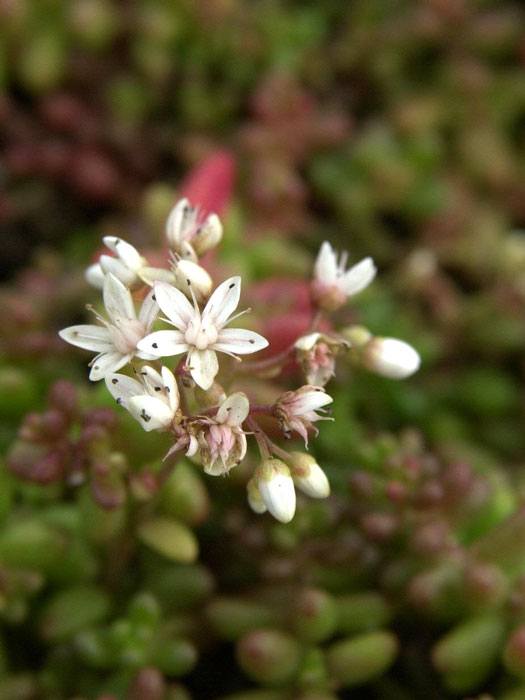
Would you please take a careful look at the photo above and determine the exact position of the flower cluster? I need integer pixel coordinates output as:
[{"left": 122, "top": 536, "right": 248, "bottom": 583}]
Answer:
[{"left": 59, "top": 198, "right": 420, "bottom": 522}]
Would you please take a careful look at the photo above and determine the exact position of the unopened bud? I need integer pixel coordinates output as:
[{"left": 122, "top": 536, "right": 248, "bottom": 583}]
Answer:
[
  {"left": 247, "top": 478, "right": 267, "bottom": 514},
  {"left": 192, "top": 213, "right": 223, "bottom": 256},
  {"left": 255, "top": 459, "right": 296, "bottom": 523},
  {"left": 362, "top": 337, "right": 421, "bottom": 379},
  {"left": 289, "top": 452, "right": 330, "bottom": 499},
  {"left": 173, "top": 259, "right": 212, "bottom": 303},
  {"left": 341, "top": 325, "right": 372, "bottom": 347}
]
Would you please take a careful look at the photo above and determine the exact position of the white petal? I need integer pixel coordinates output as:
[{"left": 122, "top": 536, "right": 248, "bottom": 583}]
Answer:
[
  {"left": 314, "top": 242, "right": 338, "bottom": 284},
  {"left": 128, "top": 395, "right": 174, "bottom": 431},
  {"left": 103, "top": 236, "right": 143, "bottom": 271},
  {"left": 202, "top": 276, "right": 241, "bottom": 328},
  {"left": 292, "top": 388, "right": 333, "bottom": 414},
  {"left": 136, "top": 349, "right": 162, "bottom": 361},
  {"left": 137, "top": 330, "right": 188, "bottom": 357},
  {"left": 154, "top": 281, "right": 195, "bottom": 330},
  {"left": 89, "top": 352, "right": 130, "bottom": 381},
  {"left": 139, "top": 266, "right": 175, "bottom": 286},
  {"left": 216, "top": 392, "right": 250, "bottom": 426},
  {"left": 138, "top": 288, "right": 159, "bottom": 330},
  {"left": 161, "top": 366, "right": 180, "bottom": 412},
  {"left": 104, "top": 373, "right": 143, "bottom": 407},
  {"left": 139, "top": 365, "right": 164, "bottom": 394},
  {"left": 59, "top": 325, "right": 113, "bottom": 352},
  {"left": 188, "top": 348, "right": 219, "bottom": 390},
  {"left": 103, "top": 273, "right": 136, "bottom": 324},
  {"left": 339, "top": 257, "right": 376, "bottom": 296},
  {"left": 166, "top": 198, "right": 191, "bottom": 247},
  {"left": 294, "top": 332, "right": 321, "bottom": 351},
  {"left": 85, "top": 263, "right": 105, "bottom": 288},
  {"left": 186, "top": 434, "right": 199, "bottom": 457},
  {"left": 214, "top": 328, "right": 269, "bottom": 355},
  {"left": 99, "top": 256, "right": 138, "bottom": 287}
]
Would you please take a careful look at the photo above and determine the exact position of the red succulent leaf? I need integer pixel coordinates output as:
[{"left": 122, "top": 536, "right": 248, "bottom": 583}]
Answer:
[{"left": 180, "top": 149, "right": 236, "bottom": 217}]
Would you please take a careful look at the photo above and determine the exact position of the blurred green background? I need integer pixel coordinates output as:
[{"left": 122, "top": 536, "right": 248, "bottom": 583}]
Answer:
[{"left": 2, "top": 1, "right": 525, "bottom": 698}]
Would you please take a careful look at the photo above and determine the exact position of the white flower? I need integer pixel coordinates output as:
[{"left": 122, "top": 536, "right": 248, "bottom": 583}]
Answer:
[
  {"left": 195, "top": 392, "right": 249, "bottom": 475},
  {"left": 59, "top": 273, "right": 159, "bottom": 381},
  {"left": 255, "top": 459, "right": 296, "bottom": 523},
  {"left": 166, "top": 198, "right": 223, "bottom": 261},
  {"left": 362, "top": 337, "right": 421, "bottom": 379},
  {"left": 275, "top": 385, "right": 333, "bottom": 446},
  {"left": 288, "top": 452, "right": 330, "bottom": 498},
  {"left": 86, "top": 236, "right": 174, "bottom": 289},
  {"left": 312, "top": 241, "right": 376, "bottom": 310},
  {"left": 105, "top": 365, "right": 179, "bottom": 431},
  {"left": 137, "top": 276, "right": 269, "bottom": 390}
]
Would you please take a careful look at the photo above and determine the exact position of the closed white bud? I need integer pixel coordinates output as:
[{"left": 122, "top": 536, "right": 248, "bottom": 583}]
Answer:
[
  {"left": 363, "top": 337, "right": 420, "bottom": 379},
  {"left": 247, "top": 478, "right": 267, "bottom": 514},
  {"left": 289, "top": 452, "right": 330, "bottom": 499},
  {"left": 256, "top": 459, "right": 296, "bottom": 524},
  {"left": 173, "top": 259, "right": 213, "bottom": 303},
  {"left": 85, "top": 263, "right": 105, "bottom": 288},
  {"left": 192, "top": 213, "right": 223, "bottom": 256}
]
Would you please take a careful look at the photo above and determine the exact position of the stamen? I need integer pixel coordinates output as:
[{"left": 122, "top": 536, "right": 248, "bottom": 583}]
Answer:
[
  {"left": 224, "top": 307, "right": 251, "bottom": 325},
  {"left": 86, "top": 304, "right": 109, "bottom": 327}
]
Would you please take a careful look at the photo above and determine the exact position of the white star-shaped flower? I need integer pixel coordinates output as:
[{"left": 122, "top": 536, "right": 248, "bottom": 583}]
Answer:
[
  {"left": 312, "top": 241, "right": 376, "bottom": 310},
  {"left": 105, "top": 365, "right": 179, "bottom": 431},
  {"left": 59, "top": 273, "right": 159, "bottom": 381},
  {"left": 86, "top": 236, "right": 174, "bottom": 289},
  {"left": 137, "top": 276, "right": 269, "bottom": 390}
]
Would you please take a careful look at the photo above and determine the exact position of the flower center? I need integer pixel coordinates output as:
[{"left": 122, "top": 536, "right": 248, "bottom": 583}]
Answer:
[
  {"left": 110, "top": 320, "right": 145, "bottom": 354},
  {"left": 184, "top": 318, "right": 218, "bottom": 350}
]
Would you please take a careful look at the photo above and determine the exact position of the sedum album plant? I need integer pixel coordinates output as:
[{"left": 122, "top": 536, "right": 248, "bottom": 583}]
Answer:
[{"left": 59, "top": 197, "right": 420, "bottom": 524}]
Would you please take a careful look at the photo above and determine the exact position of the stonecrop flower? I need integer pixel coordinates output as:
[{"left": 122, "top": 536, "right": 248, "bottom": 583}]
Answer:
[
  {"left": 59, "top": 273, "right": 159, "bottom": 380},
  {"left": 137, "top": 276, "right": 268, "bottom": 390},
  {"left": 105, "top": 365, "right": 179, "bottom": 431},
  {"left": 166, "top": 198, "right": 223, "bottom": 262},
  {"left": 86, "top": 236, "right": 173, "bottom": 289},
  {"left": 275, "top": 385, "right": 333, "bottom": 446},
  {"left": 312, "top": 241, "right": 377, "bottom": 311},
  {"left": 294, "top": 331, "right": 348, "bottom": 387},
  {"left": 195, "top": 392, "right": 249, "bottom": 475},
  {"left": 248, "top": 452, "right": 331, "bottom": 523}
]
